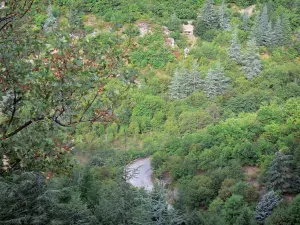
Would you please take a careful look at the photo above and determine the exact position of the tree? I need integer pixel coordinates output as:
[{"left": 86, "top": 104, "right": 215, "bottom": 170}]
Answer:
[
  {"left": 281, "top": 13, "right": 292, "bottom": 45},
  {"left": 218, "top": 0, "right": 230, "bottom": 31},
  {"left": 132, "top": 184, "right": 184, "bottom": 225},
  {"left": 221, "top": 195, "right": 254, "bottom": 225},
  {"left": 242, "top": 39, "right": 262, "bottom": 80},
  {"left": 168, "top": 13, "right": 181, "bottom": 32},
  {"left": 228, "top": 30, "right": 242, "bottom": 63},
  {"left": 258, "top": 4, "right": 269, "bottom": 45},
  {"left": 43, "top": 4, "right": 57, "bottom": 33},
  {"left": 273, "top": 17, "right": 284, "bottom": 45},
  {"left": 1, "top": 17, "right": 121, "bottom": 173},
  {"left": 266, "top": 152, "right": 300, "bottom": 193},
  {"left": 69, "top": 7, "right": 84, "bottom": 32},
  {"left": 255, "top": 191, "right": 280, "bottom": 223},
  {"left": 169, "top": 69, "right": 183, "bottom": 100},
  {"left": 201, "top": 0, "right": 219, "bottom": 28},
  {"left": 169, "top": 65, "right": 203, "bottom": 100},
  {"left": 288, "top": 194, "right": 300, "bottom": 224},
  {"left": 204, "top": 60, "right": 229, "bottom": 98},
  {"left": 185, "top": 63, "right": 203, "bottom": 94},
  {"left": 195, "top": 0, "right": 219, "bottom": 37},
  {"left": 0, "top": 0, "right": 34, "bottom": 31},
  {"left": 241, "top": 13, "right": 249, "bottom": 31}
]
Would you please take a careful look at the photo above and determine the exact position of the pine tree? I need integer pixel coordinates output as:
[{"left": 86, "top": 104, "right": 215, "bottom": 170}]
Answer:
[
  {"left": 169, "top": 69, "right": 184, "bottom": 100},
  {"left": 132, "top": 183, "right": 184, "bottom": 225},
  {"left": 241, "top": 13, "right": 249, "bottom": 31},
  {"left": 187, "top": 63, "right": 203, "bottom": 93},
  {"left": 273, "top": 17, "right": 283, "bottom": 45},
  {"left": 201, "top": 0, "right": 219, "bottom": 28},
  {"left": 266, "top": 21, "right": 275, "bottom": 46},
  {"left": 228, "top": 30, "right": 242, "bottom": 63},
  {"left": 69, "top": 7, "right": 84, "bottom": 31},
  {"left": 266, "top": 152, "right": 299, "bottom": 193},
  {"left": 281, "top": 13, "right": 292, "bottom": 45},
  {"left": 255, "top": 191, "right": 280, "bottom": 223},
  {"left": 219, "top": 0, "right": 230, "bottom": 31},
  {"left": 180, "top": 67, "right": 191, "bottom": 98},
  {"left": 242, "top": 39, "right": 262, "bottom": 80},
  {"left": 258, "top": 5, "right": 270, "bottom": 45},
  {"left": 43, "top": 4, "right": 57, "bottom": 33},
  {"left": 169, "top": 66, "right": 203, "bottom": 100},
  {"left": 204, "top": 60, "right": 229, "bottom": 98}
]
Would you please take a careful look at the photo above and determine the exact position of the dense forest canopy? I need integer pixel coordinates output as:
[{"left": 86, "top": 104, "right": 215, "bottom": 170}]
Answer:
[{"left": 1, "top": 0, "right": 300, "bottom": 224}]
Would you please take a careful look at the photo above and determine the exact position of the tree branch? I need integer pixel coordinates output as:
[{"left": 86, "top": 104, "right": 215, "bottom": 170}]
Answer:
[
  {"left": 2, "top": 117, "right": 44, "bottom": 140},
  {"left": 79, "top": 91, "right": 99, "bottom": 122}
]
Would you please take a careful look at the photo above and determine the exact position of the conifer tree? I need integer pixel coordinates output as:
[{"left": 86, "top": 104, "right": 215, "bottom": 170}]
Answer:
[
  {"left": 69, "top": 7, "right": 84, "bottom": 31},
  {"left": 255, "top": 191, "right": 280, "bottom": 223},
  {"left": 204, "top": 60, "right": 229, "bottom": 98},
  {"left": 228, "top": 30, "right": 242, "bottom": 63},
  {"left": 266, "top": 21, "right": 275, "bottom": 46},
  {"left": 43, "top": 3, "right": 57, "bottom": 33},
  {"left": 169, "top": 69, "right": 184, "bottom": 100},
  {"left": 242, "top": 39, "right": 262, "bottom": 80},
  {"left": 281, "top": 13, "right": 292, "bottom": 45},
  {"left": 266, "top": 152, "right": 300, "bottom": 193},
  {"left": 132, "top": 184, "right": 184, "bottom": 225},
  {"left": 241, "top": 13, "right": 249, "bottom": 31},
  {"left": 219, "top": 0, "right": 230, "bottom": 31},
  {"left": 273, "top": 17, "right": 283, "bottom": 45},
  {"left": 187, "top": 63, "right": 203, "bottom": 93},
  {"left": 258, "top": 5, "right": 270, "bottom": 45},
  {"left": 180, "top": 67, "right": 191, "bottom": 98},
  {"left": 201, "top": 0, "right": 219, "bottom": 28}
]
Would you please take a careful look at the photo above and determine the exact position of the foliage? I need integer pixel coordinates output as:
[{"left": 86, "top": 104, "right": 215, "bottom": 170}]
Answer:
[{"left": 255, "top": 191, "right": 280, "bottom": 223}]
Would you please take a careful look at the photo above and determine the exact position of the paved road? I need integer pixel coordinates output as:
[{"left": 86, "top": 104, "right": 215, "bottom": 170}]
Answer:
[{"left": 126, "top": 157, "right": 153, "bottom": 191}]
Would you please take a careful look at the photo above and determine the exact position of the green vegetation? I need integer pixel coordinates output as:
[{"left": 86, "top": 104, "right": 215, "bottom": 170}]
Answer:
[{"left": 1, "top": 0, "right": 300, "bottom": 224}]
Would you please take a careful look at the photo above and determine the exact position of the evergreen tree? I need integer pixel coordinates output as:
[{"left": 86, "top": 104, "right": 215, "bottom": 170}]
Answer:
[
  {"left": 228, "top": 30, "right": 242, "bottom": 63},
  {"left": 255, "top": 191, "right": 280, "bottom": 224},
  {"left": 258, "top": 5, "right": 270, "bottom": 45},
  {"left": 241, "top": 13, "right": 249, "bottom": 31},
  {"left": 169, "top": 69, "right": 184, "bottom": 100},
  {"left": 266, "top": 21, "right": 275, "bottom": 46},
  {"left": 43, "top": 3, "right": 57, "bottom": 33},
  {"left": 168, "top": 13, "right": 181, "bottom": 32},
  {"left": 219, "top": 0, "right": 230, "bottom": 31},
  {"left": 281, "top": 13, "right": 292, "bottom": 45},
  {"left": 204, "top": 60, "right": 229, "bottom": 98},
  {"left": 242, "top": 39, "right": 262, "bottom": 80},
  {"left": 69, "top": 7, "right": 84, "bottom": 31},
  {"left": 169, "top": 66, "right": 203, "bottom": 100},
  {"left": 273, "top": 17, "right": 283, "bottom": 45},
  {"left": 266, "top": 152, "right": 300, "bottom": 193},
  {"left": 132, "top": 184, "right": 184, "bottom": 225},
  {"left": 201, "top": 0, "right": 219, "bottom": 29},
  {"left": 180, "top": 67, "right": 191, "bottom": 98},
  {"left": 184, "top": 63, "right": 203, "bottom": 96}
]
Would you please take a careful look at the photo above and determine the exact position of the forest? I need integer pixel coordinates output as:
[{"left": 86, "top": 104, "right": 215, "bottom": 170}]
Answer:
[{"left": 1, "top": 0, "right": 300, "bottom": 224}]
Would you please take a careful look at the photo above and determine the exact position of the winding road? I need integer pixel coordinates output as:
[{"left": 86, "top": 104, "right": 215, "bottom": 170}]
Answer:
[{"left": 126, "top": 157, "right": 153, "bottom": 191}]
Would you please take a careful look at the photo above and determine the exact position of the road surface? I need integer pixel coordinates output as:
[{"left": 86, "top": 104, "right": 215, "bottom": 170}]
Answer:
[{"left": 126, "top": 157, "right": 153, "bottom": 191}]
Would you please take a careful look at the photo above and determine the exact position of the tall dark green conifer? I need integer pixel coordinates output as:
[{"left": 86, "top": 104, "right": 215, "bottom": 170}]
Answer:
[{"left": 266, "top": 152, "right": 300, "bottom": 193}]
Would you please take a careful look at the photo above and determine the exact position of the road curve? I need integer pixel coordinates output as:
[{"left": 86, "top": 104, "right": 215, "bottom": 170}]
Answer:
[{"left": 126, "top": 157, "right": 153, "bottom": 191}]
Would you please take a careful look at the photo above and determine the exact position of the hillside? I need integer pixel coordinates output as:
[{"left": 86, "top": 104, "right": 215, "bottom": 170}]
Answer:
[{"left": 1, "top": 0, "right": 300, "bottom": 224}]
